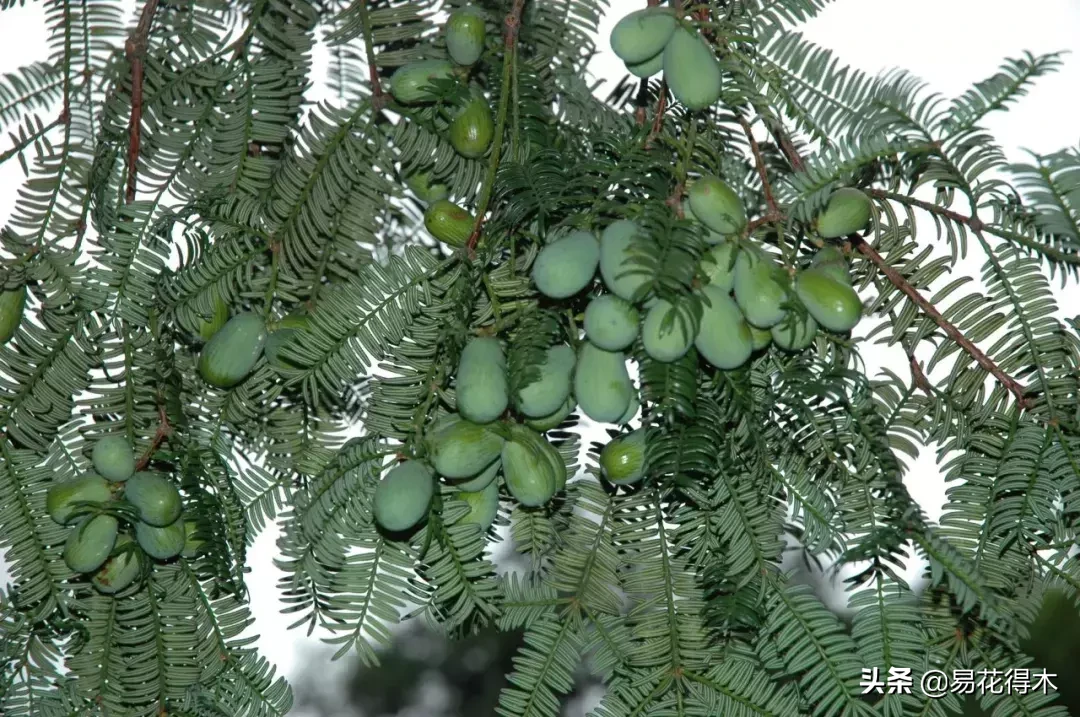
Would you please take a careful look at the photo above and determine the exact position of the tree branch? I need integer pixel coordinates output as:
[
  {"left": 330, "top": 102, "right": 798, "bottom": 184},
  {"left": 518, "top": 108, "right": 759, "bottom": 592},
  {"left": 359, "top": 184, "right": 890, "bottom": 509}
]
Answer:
[
  {"left": 135, "top": 403, "right": 172, "bottom": 472},
  {"left": 124, "top": 0, "right": 160, "bottom": 204},
  {"left": 738, "top": 115, "right": 781, "bottom": 221},
  {"left": 356, "top": 0, "right": 385, "bottom": 109}
]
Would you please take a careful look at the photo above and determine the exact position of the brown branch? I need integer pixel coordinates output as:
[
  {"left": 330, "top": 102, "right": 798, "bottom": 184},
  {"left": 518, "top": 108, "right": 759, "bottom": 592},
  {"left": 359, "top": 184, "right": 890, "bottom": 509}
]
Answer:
[
  {"left": 769, "top": 123, "right": 805, "bottom": 172},
  {"left": 356, "top": 0, "right": 386, "bottom": 109},
  {"left": 645, "top": 81, "right": 667, "bottom": 147},
  {"left": 738, "top": 115, "right": 782, "bottom": 229},
  {"left": 135, "top": 403, "right": 173, "bottom": 472},
  {"left": 124, "top": 0, "right": 160, "bottom": 204},
  {"left": 908, "top": 352, "right": 934, "bottom": 398}
]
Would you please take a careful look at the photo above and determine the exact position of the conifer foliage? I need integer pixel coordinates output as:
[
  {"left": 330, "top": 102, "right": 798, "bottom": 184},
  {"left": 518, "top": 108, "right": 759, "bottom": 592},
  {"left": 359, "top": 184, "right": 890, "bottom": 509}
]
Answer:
[{"left": 1, "top": 0, "right": 1079, "bottom": 715}]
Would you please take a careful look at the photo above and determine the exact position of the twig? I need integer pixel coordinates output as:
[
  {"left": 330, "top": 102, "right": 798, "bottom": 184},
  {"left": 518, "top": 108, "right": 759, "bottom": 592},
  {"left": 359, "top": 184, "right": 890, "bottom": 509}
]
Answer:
[
  {"left": 124, "top": 0, "right": 161, "bottom": 204},
  {"left": 769, "top": 123, "right": 804, "bottom": 173},
  {"left": 356, "top": 0, "right": 386, "bottom": 109},
  {"left": 908, "top": 352, "right": 934, "bottom": 398},
  {"left": 738, "top": 115, "right": 781, "bottom": 221},
  {"left": 646, "top": 82, "right": 668, "bottom": 145},
  {"left": 465, "top": 0, "right": 527, "bottom": 252},
  {"left": 135, "top": 404, "right": 172, "bottom": 471}
]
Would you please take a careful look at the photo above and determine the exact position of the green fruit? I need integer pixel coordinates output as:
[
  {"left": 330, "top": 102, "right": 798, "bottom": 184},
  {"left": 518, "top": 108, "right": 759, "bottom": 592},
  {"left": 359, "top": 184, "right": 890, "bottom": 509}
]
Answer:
[
  {"left": 700, "top": 241, "right": 739, "bottom": 293},
  {"left": 610, "top": 8, "right": 677, "bottom": 64},
  {"left": 584, "top": 295, "right": 640, "bottom": 351},
  {"left": 64, "top": 515, "right": 119, "bottom": 574},
  {"left": 92, "top": 535, "right": 142, "bottom": 594},
  {"left": 749, "top": 324, "right": 772, "bottom": 351},
  {"left": 455, "top": 479, "right": 500, "bottom": 531},
  {"left": 575, "top": 343, "right": 633, "bottom": 424},
  {"left": 406, "top": 170, "right": 450, "bottom": 205},
  {"left": 265, "top": 310, "right": 310, "bottom": 369},
  {"left": 515, "top": 344, "right": 575, "bottom": 418},
  {"left": 733, "top": 249, "right": 789, "bottom": 329},
  {"left": 617, "top": 391, "right": 640, "bottom": 425},
  {"left": 687, "top": 176, "right": 746, "bottom": 236},
  {"left": 642, "top": 300, "right": 693, "bottom": 362},
  {"left": 449, "top": 97, "right": 494, "bottom": 159},
  {"left": 47, "top": 474, "right": 113, "bottom": 525},
  {"left": 428, "top": 413, "right": 505, "bottom": 479},
  {"left": 198, "top": 312, "right": 267, "bottom": 388},
  {"left": 456, "top": 337, "right": 509, "bottom": 424},
  {"left": 445, "top": 8, "right": 486, "bottom": 66},
  {"left": 181, "top": 520, "right": 205, "bottom": 559},
  {"left": 600, "top": 429, "right": 646, "bottom": 486},
  {"left": 524, "top": 395, "right": 576, "bottom": 432},
  {"left": 0, "top": 285, "right": 26, "bottom": 345},
  {"left": 450, "top": 457, "right": 500, "bottom": 492},
  {"left": 794, "top": 268, "right": 863, "bottom": 333},
  {"left": 662, "top": 27, "right": 722, "bottom": 110},
  {"left": 135, "top": 518, "right": 185, "bottom": 560},
  {"left": 695, "top": 285, "right": 753, "bottom": 370},
  {"left": 389, "top": 59, "right": 456, "bottom": 104},
  {"left": 374, "top": 460, "right": 434, "bottom": 533},
  {"left": 810, "top": 245, "right": 852, "bottom": 286},
  {"left": 124, "top": 471, "right": 182, "bottom": 527},
  {"left": 197, "top": 292, "right": 229, "bottom": 341},
  {"left": 626, "top": 51, "right": 663, "bottom": 78},
  {"left": 771, "top": 311, "right": 818, "bottom": 351},
  {"left": 92, "top": 436, "right": 136, "bottom": 483},
  {"left": 600, "top": 220, "right": 651, "bottom": 302},
  {"left": 501, "top": 426, "right": 556, "bottom": 507},
  {"left": 814, "top": 188, "right": 872, "bottom": 239},
  {"left": 425, "top": 199, "right": 476, "bottom": 248},
  {"left": 532, "top": 230, "right": 600, "bottom": 299},
  {"left": 533, "top": 434, "right": 568, "bottom": 492}
]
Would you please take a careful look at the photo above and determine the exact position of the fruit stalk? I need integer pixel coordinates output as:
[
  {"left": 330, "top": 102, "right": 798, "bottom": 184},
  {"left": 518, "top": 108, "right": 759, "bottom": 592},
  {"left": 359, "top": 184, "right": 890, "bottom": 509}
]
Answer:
[
  {"left": 135, "top": 404, "right": 172, "bottom": 472},
  {"left": 124, "top": 0, "right": 161, "bottom": 203}
]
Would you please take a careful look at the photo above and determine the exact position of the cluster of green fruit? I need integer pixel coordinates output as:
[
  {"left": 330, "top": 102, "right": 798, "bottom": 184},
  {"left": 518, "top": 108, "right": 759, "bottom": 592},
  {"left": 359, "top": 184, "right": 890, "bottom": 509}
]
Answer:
[
  {"left": 45, "top": 436, "right": 201, "bottom": 594},
  {"left": 610, "top": 7, "right": 722, "bottom": 110}
]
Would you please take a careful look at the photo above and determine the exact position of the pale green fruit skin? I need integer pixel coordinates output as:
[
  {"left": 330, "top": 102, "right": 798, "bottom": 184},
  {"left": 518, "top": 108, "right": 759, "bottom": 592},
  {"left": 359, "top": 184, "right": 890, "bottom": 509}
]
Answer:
[
  {"left": 428, "top": 413, "right": 506, "bottom": 479},
  {"left": 524, "top": 395, "right": 576, "bottom": 432},
  {"left": 389, "top": 60, "right": 456, "bottom": 104},
  {"left": 642, "top": 300, "right": 693, "bottom": 363},
  {"left": 265, "top": 310, "right": 310, "bottom": 369},
  {"left": 64, "top": 515, "right": 119, "bottom": 574},
  {"left": 617, "top": 391, "right": 640, "bottom": 425},
  {"left": 809, "top": 245, "right": 852, "bottom": 285},
  {"left": 406, "top": 170, "right": 450, "bottom": 205},
  {"left": 584, "top": 295, "right": 640, "bottom": 351},
  {"left": 515, "top": 343, "right": 575, "bottom": 418},
  {"left": 771, "top": 311, "right": 818, "bottom": 351},
  {"left": 600, "top": 429, "right": 647, "bottom": 485},
  {"left": 450, "top": 457, "right": 500, "bottom": 492},
  {"left": 815, "top": 188, "right": 872, "bottom": 239},
  {"left": 445, "top": 8, "right": 486, "bottom": 66},
  {"left": 92, "top": 436, "right": 136, "bottom": 483},
  {"left": 197, "top": 293, "right": 229, "bottom": 341},
  {"left": 532, "top": 230, "right": 600, "bottom": 299},
  {"left": 373, "top": 461, "right": 434, "bottom": 532},
  {"left": 449, "top": 98, "right": 494, "bottom": 158},
  {"left": 124, "top": 471, "right": 182, "bottom": 527},
  {"left": 695, "top": 285, "right": 753, "bottom": 370},
  {"left": 733, "top": 250, "right": 789, "bottom": 329},
  {"left": 575, "top": 343, "right": 633, "bottom": 424},
  {"left": 626, "top": 51, "right": 663, "bottom": 78},
  {"left": 794, "top": 269, "right": 863, "bottom": 333},
  {"left": 425, "top": 199, "right": 475, "bottom": 248},
  {"left": 455, "top": 479, "right": 500, "bottom": 531},
  {"left": 700, "top": 242, "right": 739, "bottom": 293},
  {"left": 47, "top": 474, "right": 112, "bottom": 525},
  {"left": 749, "top": 324, "right": 772, "bottom": 351},
  {"left": 135, "top": 519, "right": 185, "bottom": 560},
  {"left": 181, "top": 520, "right": 205, "bottom": 559},
  {"left": 456, "top": 337, "right": 509, "bottom": 424},
  {"left": 533, "top": 434, "right": 568, "bottom": 492},
  {"left": 600, "top": 220, "right": 651, "bottom": 302},
  {"left": 688, "top": 176, "right": 746, "bottom": 236},
  {"left": 610, "top": 8, "right": 677, "bottom": 64},
  {"left": 501, "top": 426, "right": 556, "bottom": 507},
  {"left": 92, "top": 535, "right": 143, "bottom": 594},
  {"left": 662, "top": 27, "right": 722, "bottom": 110},
  {"left": 0, "top": 285, "right": 26, "bottom": 345},
  {"left": 198, "top": 313, "right": 267, "bottom": 388}
]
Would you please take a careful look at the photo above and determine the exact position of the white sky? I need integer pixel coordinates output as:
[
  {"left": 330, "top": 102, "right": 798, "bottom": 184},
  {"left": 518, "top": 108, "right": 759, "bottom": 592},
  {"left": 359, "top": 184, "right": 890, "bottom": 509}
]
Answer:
[{"left": 1, "top": 1, "right": 1079, "bottom": 713}]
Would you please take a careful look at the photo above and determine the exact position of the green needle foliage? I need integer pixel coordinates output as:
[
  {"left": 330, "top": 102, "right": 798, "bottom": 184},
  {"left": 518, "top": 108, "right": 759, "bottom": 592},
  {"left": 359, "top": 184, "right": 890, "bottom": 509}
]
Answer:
[{"left": 0, "top": 1, "right": 1078, "bottom": 716}]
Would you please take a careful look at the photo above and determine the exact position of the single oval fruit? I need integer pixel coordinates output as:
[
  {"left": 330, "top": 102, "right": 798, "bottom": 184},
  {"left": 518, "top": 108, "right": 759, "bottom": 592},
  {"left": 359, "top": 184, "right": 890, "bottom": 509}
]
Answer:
[
  {"left": 642, "top": 300, "right": 694, "bottom": 363},
  {"left": 700, "top": 241, "right": 739, "bottom": 293},
  {"left": 600, "top": 429, "right": 647, "bottom": 486},
  {"left": 445, "top": 7, "right": 486, "bottom": 66},
  {"left": 265, "top": 310, "right": 310, "bottom": 369},
  {"left": 524, "top": 395, "right": 576, "bottom": 432},
  {"left": 610, "top": 8, "right": 677, "bottom": 64},
  {"left": 515, "top": 343, "right": 575, "bottom": 418},
  {"left": 584, "top": 295, "right": 640, "bottom": 351},
  {"left": 92, "top": 435, "right": 136, "bottom": 483},
  {"left": 533, "top": 434, "right": 568, "bottom": 492},
  {"left": 406, "top": 170, "right": 450, "bottom": 205},
  {"left": 626, "top": 50, "right": 663, "bottom": 79},
  {"left": 389, "top": 59, "right": 456, "bottom": 104},
  {"left": 501, "top": 426, "right": 556, "bottom": 507},
  {"left": 733, "top": 249, "right": 789, "bottom": 329},
  {"left": 135, "top": 518, "right": 186, "bottom": 560},
  {"left": 450, "top": 457, "right": 500, "bottom": 492},
  {"left": 695, "top": 285, "right": 753, "bottom": 370},
  {"left": 64, "top": 515, "right": 119, "bottom": 574},
  {"left": 662, "top": 27, "right": 722, "bottom": 110},
  {"left": 532, "top": 230, "right": 600, "bottom": 299},
  {"left": 92, "top": 535, "right": 143, "bottom": 594},
  {"left": 197, "top": 292, "right": 229, "bottom": 342},
  {"left": 456, "top": 337, "right": 509, "bottom": 424},
  {"left": 124, "top": 471, "right": 182, "bottom": 527},
  {"left": 425, "top": 199, "right": 475, "bottom": 248},
  {"left": 449, "top": 97, "right": 494, "bottom": 159},
  {"left": 575, "top": 343, "right": 633, "bottom": 423},
  {"left": 47, "top": 474, "right": 113, "bottom": 525},
  {"left": 181, "top": 520, "right": 205, "bottom": 559},
  {"left": 374, "top": 460, "right": 434, "bottom": 533},
  {"left": 749, "top": 324, "right": 772, "bottom": 351},
  {"left": 771, "top": 311, "right": 818, "bottom": 351},
  {"left": 428, "top": 413, "right": 505, "bottom": 479},
  {"left": 688, "top": 176, "right": 746, "bottom": 237},
  {"left": 809, "top": 245, "right": 852, "bottom": 286},
  {"left": 456, "top": 479, "right": 500, "bottom": 531},
  {"left": 617, "top": 391, "right": 640, "bottom": 425},
  {"left": 600, "top": 220, "right": 651, "bottom": 302},
  {"left": 794, "top": 268, "right": 863, "bottom": 333},
  {"left": 815, "top": 188, "right": 872, "bottom": 239},
  {"left": 198, "top": 312, "right": 267, "bottom": 388},
  {"left": 0, "top": 285, "right": 27, "bottom": 345}
]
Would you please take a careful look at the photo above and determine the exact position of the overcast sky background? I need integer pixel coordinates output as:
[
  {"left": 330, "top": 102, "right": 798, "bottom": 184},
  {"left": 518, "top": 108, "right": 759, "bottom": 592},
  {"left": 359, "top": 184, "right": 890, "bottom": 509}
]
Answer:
[{"left": 1, "top": 1, "right": 1080, "bottom": 714}]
